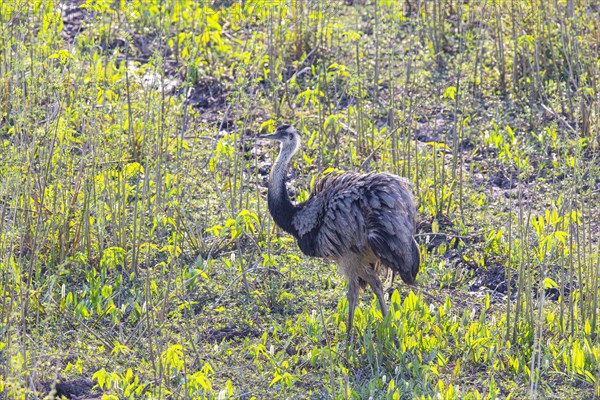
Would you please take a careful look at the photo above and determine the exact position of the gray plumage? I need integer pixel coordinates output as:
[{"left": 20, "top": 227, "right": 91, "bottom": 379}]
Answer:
[{"left": 258, "top": 124, "right": 420, "bottom": 337}]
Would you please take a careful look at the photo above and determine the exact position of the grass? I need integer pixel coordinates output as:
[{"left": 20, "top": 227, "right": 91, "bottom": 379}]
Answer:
[{"left": 1, "top": 0, "right": 599, "bottom": 398}]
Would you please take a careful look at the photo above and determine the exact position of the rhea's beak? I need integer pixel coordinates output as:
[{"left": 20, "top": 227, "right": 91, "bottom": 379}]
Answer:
[{"left": 256, "top": 132, "right": 281, "bottom": 141}]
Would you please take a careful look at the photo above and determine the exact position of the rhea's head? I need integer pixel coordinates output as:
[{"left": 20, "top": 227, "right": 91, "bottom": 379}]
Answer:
[{"left": 257, "top": 124, "right": 301, "bottom": 153}]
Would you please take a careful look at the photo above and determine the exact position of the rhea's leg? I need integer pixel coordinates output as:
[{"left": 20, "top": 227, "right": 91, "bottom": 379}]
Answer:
[
  {"left": 346, "top": 280, "right": 359, "bottom": 340},
  {"left": 365, "top": 272, "right": 388, "bottom": 317}
]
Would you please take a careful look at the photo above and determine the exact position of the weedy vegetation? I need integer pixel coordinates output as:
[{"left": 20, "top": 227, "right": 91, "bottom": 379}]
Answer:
[{"left": 1, "top": 0, "right": 599, "bottom": 398}]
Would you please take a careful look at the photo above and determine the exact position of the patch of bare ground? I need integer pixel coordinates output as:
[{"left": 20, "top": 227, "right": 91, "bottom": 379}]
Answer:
[
  {"left": 203, "top": 325, "right": 260, "bottom": 344},
  {"left": 40, "top": 377, "right": 100, "bottom": 400}
]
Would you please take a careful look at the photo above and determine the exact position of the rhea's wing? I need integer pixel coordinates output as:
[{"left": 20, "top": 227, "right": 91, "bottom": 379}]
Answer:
[{"left": 364, "top": 174, "right": 420, "bottom": 284}]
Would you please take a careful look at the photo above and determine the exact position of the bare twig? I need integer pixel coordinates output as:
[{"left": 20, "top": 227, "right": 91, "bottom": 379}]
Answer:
[{"left": 540, "top": 103, "right": 576, "bottom": 133}]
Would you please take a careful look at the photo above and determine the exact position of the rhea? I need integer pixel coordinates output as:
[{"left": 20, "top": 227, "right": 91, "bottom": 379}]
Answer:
[{"left": 258, "top": 124, "right": 420, "bottom": 337}]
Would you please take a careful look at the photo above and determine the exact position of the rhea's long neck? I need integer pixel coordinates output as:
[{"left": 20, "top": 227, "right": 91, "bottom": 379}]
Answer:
[{"left": 267, "top": 141, "right": 299, "bottom": 237}]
